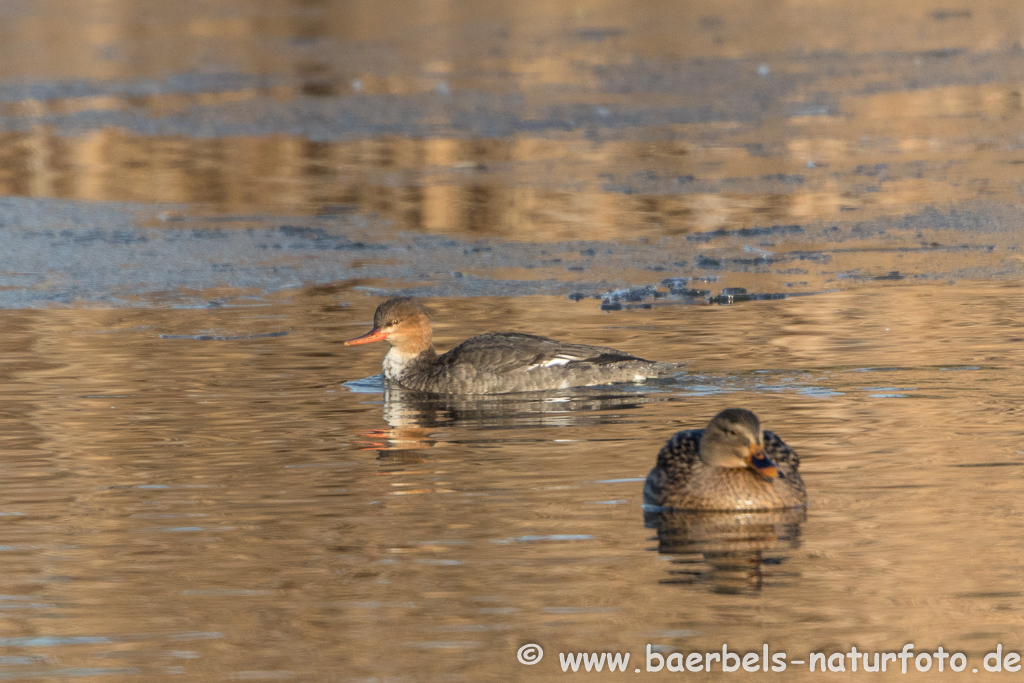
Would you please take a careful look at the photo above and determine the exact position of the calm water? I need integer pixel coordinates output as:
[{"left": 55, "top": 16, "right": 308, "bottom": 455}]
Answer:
[
  {"left": 2, "top": 0, "right": 1024, "bottom": 681},
  {"left": 0, "top": 286, "right": 1020, "bottom": 680}
]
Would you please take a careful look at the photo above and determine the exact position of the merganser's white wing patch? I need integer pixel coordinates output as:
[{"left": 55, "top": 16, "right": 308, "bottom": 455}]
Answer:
[{"left": 525, "top": 353, "right": 586, "bottom": 370}]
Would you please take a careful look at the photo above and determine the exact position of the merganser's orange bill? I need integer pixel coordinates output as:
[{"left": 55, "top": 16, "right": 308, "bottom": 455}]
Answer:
[
  {"left": 344, "top": 327, "right": 390, "bottom": 346},
  {"left": 746, "top": 443, "right": 779, "bottom": 478}
]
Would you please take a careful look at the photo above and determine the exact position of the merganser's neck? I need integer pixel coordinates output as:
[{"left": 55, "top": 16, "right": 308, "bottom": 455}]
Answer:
[{"left": 383, "top": 345, "right": 437, "bottom": 383}]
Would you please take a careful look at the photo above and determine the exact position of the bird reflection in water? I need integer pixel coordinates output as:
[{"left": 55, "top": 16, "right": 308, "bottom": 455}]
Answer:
[
  {"left": 346, "top": 375, "right": 675, "bottom": 452},
  {"left": 644, "top": 507, "right": 806, "bottom": 595}
]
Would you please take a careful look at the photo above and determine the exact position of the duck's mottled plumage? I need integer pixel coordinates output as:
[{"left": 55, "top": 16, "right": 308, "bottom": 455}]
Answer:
[
  {"left": 643, "top": 409, "right": 807, "bottom": 511},
  {"left": 346, "top": 297, "right": 682, "bottom": 394}
]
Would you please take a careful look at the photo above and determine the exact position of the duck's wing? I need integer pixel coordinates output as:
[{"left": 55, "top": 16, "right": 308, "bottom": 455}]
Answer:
[
  {"left": 763, "top": 430, "right": 800, "bottom": 470},
  {"left": 654, "top": 428, "right": 703, "bottom": 471},
  {"left": 644, "top": 428, "right": 703, "bottom": 506},
  {"left": 441, "top": 332, "right": 650, "bottom": 375}
]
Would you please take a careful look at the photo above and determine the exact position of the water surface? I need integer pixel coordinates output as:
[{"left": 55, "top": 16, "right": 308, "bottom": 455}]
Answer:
[
  {"left": 0, "top": 285, "right": 1019, "bottom": 679},
  {"left": 1, "top": 0, "right": 1024, "bottom": 680}
]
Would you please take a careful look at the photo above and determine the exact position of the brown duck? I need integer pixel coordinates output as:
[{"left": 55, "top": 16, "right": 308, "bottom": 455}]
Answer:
[{"left": 644, "top": 408, "right": 807, "bottom": 510}]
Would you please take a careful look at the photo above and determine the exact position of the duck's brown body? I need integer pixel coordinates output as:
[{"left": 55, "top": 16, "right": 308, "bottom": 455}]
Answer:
[
  {"left": 644, "top": 412, "right": 807, "bottom": 511},
  {"left": 346, "top": 298, "right": 681, "bottom": 395}
]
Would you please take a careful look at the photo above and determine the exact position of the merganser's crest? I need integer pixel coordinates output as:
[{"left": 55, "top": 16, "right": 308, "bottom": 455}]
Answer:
[{"left": 345, "top": 297, "right": 684, "bottom": 395}]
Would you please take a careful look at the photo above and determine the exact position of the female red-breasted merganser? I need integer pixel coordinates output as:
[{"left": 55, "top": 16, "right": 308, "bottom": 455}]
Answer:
[
  {"left": 644, "top": 408, "right": 807, "bottom": 510},
  {"left": 344, "top": 297, "right": 682, "bottom": 394}
]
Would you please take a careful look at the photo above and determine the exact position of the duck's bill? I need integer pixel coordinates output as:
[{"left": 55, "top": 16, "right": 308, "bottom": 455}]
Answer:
[
  {"left": 344, "top": 327, "right": 389, "bottom": 345},
  {"left": 746, "top": 445, "right": 779, "bottom": 478}
]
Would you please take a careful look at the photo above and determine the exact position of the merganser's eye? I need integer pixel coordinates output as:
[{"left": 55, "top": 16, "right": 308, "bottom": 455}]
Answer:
[{"left": 390, "top": 319, "right": 399, "bottom": 326}]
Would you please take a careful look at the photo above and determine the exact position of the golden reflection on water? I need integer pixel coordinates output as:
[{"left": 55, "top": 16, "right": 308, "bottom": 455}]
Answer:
[
  {"left": 0, "top": 285, "right": 1018, "bottom": 678},
  {"left": 2, "top": 118, "right": 1021, "bottom": 239},
  {"left": 2, "top": 0, "right": 1024, "bottom": 679},
  {"left": 0, "top": 1, "right": 1022, "bottom": 239}
]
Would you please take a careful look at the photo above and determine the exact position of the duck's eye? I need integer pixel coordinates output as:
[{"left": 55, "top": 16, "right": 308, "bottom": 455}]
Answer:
[{"left": 390, "top": 319, "right": 399, "bottom": 326}]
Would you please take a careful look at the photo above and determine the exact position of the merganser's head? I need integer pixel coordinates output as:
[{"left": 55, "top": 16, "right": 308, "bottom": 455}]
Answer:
[
  {"left": 344, "top": 297, "right": 433, "bottom": 353},
  {"left": 699, "top": 408, "right": 779, "bottom": 478}
]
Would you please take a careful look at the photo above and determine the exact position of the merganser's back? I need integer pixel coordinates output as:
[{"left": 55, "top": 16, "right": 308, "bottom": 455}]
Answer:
[{"left": 344, "top": 297, "right": 682, "bottom": 395}]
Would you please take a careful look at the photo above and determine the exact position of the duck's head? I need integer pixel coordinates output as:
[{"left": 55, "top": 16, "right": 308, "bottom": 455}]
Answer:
[
  {"left": 699, "top": 408, "right": 779, "bottom": 478},
  {"left": 344, "top": 297, "right": 433, "bottom": 353}
]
